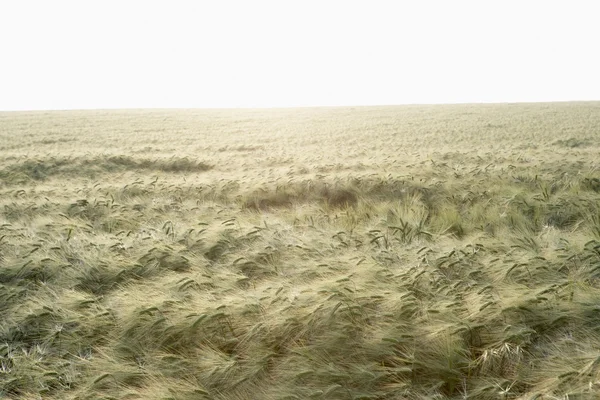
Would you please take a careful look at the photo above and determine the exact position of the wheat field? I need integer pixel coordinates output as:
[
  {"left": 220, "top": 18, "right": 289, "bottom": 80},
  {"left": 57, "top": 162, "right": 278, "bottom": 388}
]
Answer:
[{"left": 1, "top": 103, "right": 600, "bottom": 399}]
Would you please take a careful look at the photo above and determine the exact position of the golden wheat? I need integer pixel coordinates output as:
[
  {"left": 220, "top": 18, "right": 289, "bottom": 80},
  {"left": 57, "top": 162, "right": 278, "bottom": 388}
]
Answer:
[{"left": 1, "top": 103, "right": 600, "bottom": 399}]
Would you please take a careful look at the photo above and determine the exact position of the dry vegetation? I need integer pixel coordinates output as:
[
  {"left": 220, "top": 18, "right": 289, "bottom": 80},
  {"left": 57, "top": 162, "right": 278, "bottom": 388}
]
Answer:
[{"left": 1, "top": 103, "right": 600, "bottom": 399}]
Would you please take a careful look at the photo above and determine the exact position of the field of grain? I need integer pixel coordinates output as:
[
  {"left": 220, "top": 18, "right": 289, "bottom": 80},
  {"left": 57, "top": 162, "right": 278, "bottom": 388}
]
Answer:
[{"left": 1, "top": 103, "right": 600, "bottom": 399}]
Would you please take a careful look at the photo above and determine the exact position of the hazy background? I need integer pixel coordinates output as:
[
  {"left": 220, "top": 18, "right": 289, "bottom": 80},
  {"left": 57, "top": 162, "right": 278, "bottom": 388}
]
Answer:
[{"left": 1, "top": 0, "right": 598, "bottom": 110}]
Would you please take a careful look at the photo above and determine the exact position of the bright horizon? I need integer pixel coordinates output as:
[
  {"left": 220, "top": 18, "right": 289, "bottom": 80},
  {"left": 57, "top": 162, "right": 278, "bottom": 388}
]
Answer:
[{"left": 1, "top": 0, "right": 599, "bottom": 111}]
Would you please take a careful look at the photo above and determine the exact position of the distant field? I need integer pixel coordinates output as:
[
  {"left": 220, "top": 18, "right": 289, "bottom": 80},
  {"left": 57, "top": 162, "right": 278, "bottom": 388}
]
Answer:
[{"left": 1, "top": 103, "right": 600, "bottom": 399}]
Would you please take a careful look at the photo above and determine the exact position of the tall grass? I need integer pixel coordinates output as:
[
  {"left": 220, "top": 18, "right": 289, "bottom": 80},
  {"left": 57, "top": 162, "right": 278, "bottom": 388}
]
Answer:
[{"left": 1, "top": 103, "right": 600, "bottom": 399}]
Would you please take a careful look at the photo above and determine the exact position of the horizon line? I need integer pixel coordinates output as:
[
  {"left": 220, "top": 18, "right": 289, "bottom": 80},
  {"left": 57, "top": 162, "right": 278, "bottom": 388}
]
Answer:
[{"left": 1, "top": 99, "right": 599, "bottom": 113}]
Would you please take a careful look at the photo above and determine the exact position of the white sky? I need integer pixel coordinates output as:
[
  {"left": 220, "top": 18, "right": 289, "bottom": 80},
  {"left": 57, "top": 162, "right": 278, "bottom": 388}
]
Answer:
[{"left": 0, "top": 0, "right": 599, "bottom": 110}]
